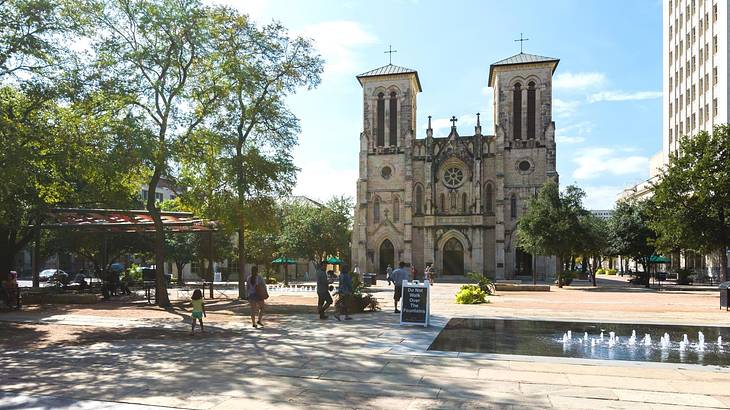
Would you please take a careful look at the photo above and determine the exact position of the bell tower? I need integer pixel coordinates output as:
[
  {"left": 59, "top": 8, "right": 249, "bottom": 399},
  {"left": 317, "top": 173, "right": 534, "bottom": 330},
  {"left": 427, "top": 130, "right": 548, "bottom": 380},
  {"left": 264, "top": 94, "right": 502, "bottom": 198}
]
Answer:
[{"left": 351, "top": 63, "right": 421, "bottom": 273}]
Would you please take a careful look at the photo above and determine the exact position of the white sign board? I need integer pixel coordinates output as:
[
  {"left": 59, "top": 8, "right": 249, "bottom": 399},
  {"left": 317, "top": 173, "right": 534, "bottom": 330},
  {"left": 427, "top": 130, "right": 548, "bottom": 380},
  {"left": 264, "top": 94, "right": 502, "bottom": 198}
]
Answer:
[
  {"left": 214, "top": 271, "right": 222, "bottom": 283},
  {"left": 400, "top": 280, "right": 430, "bottom": 327}
]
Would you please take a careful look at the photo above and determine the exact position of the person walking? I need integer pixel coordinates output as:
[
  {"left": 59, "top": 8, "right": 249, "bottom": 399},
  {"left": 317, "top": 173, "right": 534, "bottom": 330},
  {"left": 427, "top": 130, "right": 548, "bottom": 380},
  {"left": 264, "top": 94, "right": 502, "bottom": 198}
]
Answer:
[
  {"left": 390, "top": 262, "right": 409, "bottom": 313},
  {"left": 411, "top": 264, "right": 418, "bottom": 282},
  {"left": 425, "top": 263, "right": 435, "bottom": 285},
  {"left": 335, "top": 264, "right": 353, "bottom": 321},
  {"left": 386, "top": 265, "right": 393, "bottom": 285},
  {"left": 247, "top": 268, "right": 267, "bottom": 328},
  {"left": 190, "top": 289, "right": 206, "bottom": 335},
  {"left": 316, "top": 261, "right": 333, "bottom": 319}
]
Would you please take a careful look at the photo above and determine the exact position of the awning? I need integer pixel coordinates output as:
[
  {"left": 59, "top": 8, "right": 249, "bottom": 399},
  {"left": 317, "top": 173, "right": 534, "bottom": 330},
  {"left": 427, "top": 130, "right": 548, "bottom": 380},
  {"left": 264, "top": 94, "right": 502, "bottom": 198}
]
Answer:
[
  {"left": 326, "top": 257, "right": 343, "bottom": 265},
  {"left": 649, "top": 255, "right": 671, "bottom": 264},
  {"left": 272, "top": 257, "right": 296, "bottom": 264},
  {"left": 36, "top": 208, "right": 216, "bottom": 232}
]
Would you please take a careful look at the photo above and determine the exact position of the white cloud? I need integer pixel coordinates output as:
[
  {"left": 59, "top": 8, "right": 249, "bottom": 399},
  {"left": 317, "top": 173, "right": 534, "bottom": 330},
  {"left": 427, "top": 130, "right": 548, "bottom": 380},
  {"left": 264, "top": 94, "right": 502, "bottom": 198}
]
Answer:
[
  {"left": 481, "top": 86, "right": 490, "bottom": 96},
  {"left": 554, "top": 72, "right": 607, "bottom": 90},
  {"left": 553, "top": 98, "right": 580, "bottom": 117},
  {"left": 559, "top": 121, "right": 594, "bottom": 135},
  {"left": 300, "top": 21, "right": 378, "bottom": 79},
  {"left": 572, "top": 147, "right": 649, "bottom": 180},
  {"left": 582, "top": 185, "right": 625, "bottom": 209},
  {"left": 588, "top": 90, "right": 662, "bottom": 103},
  {"left": 293, "top": 159, "right": 358, "bottom": 202},
  {"left": 555, "top": 135, "right": 585, "bottom": 144}
]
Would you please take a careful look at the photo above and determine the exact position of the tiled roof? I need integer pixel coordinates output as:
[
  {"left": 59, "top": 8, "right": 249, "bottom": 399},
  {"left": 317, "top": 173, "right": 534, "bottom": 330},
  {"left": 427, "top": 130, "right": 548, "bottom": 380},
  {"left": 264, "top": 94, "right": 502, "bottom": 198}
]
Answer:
[
  {"left": 488, "top": 52, "right": 560, "bottom": 86},
  {"left": 492, "top": 52, "right": 559, "bottom": 66},
  {"left": 356, "top": 64, "right": 422, "bottom": 91}
]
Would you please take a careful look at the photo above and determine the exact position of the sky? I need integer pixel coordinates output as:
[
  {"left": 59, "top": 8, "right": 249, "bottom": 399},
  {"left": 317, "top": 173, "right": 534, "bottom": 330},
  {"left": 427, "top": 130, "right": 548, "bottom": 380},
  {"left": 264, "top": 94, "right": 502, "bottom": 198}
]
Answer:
[{"left": 216, "top": 0, "right": 663, "bottom": 209}]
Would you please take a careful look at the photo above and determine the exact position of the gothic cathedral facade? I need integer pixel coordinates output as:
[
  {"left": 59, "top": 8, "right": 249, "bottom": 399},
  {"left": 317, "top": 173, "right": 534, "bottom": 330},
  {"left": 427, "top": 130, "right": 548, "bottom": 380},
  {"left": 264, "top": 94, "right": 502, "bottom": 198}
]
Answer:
[{"left": 351, "top": 53, "right": 560, "bottom": 279}]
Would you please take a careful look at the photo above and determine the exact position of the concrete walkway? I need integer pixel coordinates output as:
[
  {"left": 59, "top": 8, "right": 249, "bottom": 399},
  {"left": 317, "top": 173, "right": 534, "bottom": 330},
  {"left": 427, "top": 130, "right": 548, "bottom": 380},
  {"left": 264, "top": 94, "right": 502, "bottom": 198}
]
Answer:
[{"left": 2, "top": 279, "right": 730, "bottom": 409}]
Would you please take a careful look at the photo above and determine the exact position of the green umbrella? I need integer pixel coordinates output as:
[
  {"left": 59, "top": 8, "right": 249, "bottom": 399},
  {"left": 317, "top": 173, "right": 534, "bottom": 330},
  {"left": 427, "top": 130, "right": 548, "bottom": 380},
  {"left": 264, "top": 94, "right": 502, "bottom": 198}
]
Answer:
[
  {"left": 326, "top": 257, "right": 343, "bottom": 265},
  {"left": 272, "top": 257, "right": 296, "bottom": 264}
]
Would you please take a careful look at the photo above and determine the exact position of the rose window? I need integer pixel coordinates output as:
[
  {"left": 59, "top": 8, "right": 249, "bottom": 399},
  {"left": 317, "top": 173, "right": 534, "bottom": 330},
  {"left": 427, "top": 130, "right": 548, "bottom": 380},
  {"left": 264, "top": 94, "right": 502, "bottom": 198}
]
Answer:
[{"left": 443, "top": 167, "right": 464, "bottom": 188}]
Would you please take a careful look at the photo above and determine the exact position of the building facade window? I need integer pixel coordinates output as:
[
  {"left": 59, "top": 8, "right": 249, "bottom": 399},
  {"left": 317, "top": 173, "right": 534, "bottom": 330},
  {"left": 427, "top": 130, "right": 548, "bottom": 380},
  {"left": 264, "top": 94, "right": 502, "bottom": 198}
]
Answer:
[
  {"left": 527, "top": 81, "right": 536, "bottom": 139},
  {"left": 510, "top": 195, "right": 517, "bottom": 219},
  {"left": 713, "top": 66, "right": 718, "bottom": 84},
  {"left": 713, "top": 35, "right": 718, "bottom": 53},
  {"left": 142, "top": 190, "right": 148, "bottom": 200},
  {"left": 713, "top": 98, "right": 718, "bottom": 117},
  {"left": 484, "top": 182, "right": 493, "bottom": 214},
  {"left": 440, "top": 193, "right": 445, "bottom": 212},
  {"left": 376, "top": 93, "right": 385, "bottom": 147},
  {"left": 513, "top": 83, "right": 522, "bottom": 139},
  {"left": 155, "top": 192, "right": 163, "bottom": 202},
  {"left": 393, "top": 196, "right": 400, "bottom": 222},
  {"left": 374, "top": 196, "right": 380, "bottom": 223},
  {"left": 388, "top": 92, "right": 397, "bottom": 146},
  {"left": 462, "top": 193, "right": 468, "bottom": 213},
  {"left": 414, "top": 184, "right": 423, "bottom": 215}
]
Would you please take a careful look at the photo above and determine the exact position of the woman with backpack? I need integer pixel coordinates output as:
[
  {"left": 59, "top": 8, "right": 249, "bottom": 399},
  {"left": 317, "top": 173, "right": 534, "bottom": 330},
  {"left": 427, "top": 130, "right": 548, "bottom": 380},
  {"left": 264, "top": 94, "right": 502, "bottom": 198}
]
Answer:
[{"left": 247, "top": 267, "right": 268, "bottom": 328}]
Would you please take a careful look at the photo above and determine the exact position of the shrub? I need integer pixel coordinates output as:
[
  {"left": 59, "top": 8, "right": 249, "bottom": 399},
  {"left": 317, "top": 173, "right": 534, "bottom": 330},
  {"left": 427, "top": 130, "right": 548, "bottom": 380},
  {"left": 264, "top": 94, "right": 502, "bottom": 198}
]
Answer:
[
  {"left": 455, "top": 284, "right": 488, "bottom": 304},
  {"left": 555, "top": 270, "right": 576, "bottom": 286},
  {"left": 266, "top": 277, "right": 278, "bottom": 285},
  {"left": 126, "top": 264, "right": 143, "bottom": 284},
  {"left": 466, "top": 272, "right": 495, "bottom": 295},
  {"left": 606, "top": 268, "right": 617, "bottom": 275},
  {"left": 677, "top": 268, "right": 694, "bottom": 285},
  {"left": 596, "top": 268, "right": 605, "bottom": 275}
]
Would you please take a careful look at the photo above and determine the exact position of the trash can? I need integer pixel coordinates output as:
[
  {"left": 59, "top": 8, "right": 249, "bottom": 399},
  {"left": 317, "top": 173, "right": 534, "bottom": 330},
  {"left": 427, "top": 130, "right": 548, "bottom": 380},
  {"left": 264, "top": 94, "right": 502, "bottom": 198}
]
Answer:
[
  {"left": 720, "top": 282, "right": 730, "bottom": 310},
  {"left": 362, "top": 273, "right": 376, "bottom": 287}
]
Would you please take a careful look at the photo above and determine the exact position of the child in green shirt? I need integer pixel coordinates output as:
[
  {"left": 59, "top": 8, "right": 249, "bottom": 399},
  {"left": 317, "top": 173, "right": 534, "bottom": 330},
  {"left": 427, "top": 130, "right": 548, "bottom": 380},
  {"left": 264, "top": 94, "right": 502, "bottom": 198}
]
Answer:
[{"left": 190, "top": 289, "right": 206, "bottom": 335}]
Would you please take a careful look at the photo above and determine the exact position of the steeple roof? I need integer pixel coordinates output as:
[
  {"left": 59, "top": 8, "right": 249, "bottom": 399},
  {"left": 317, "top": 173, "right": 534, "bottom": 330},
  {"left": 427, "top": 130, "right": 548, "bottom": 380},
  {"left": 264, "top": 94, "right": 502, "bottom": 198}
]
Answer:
[
  {"left": 356, "top": 64, "right": 422, "bottom": 92},
  {"left": 488, "top": 52, "right": 560, "bottom": 86}
]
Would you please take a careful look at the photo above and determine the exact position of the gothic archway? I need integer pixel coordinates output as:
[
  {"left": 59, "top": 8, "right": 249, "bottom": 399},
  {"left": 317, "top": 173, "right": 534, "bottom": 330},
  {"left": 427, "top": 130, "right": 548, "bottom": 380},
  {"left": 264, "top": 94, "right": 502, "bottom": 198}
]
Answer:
[
  {"left": 379, "top": 239, "right": 394, "bottom": 276},
  {"left": 443, "top": 238, "right": 464, "bottom": 276}
]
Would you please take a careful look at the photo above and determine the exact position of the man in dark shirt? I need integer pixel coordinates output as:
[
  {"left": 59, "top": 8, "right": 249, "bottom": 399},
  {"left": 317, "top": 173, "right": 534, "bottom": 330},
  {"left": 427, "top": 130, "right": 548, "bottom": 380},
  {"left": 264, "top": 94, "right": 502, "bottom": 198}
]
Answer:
[
  {"left": 316, "top": 261, "right": 333, "bottom": 319},
  {"left": 390, "top": 262, "right": 409, "bottom": 313}
]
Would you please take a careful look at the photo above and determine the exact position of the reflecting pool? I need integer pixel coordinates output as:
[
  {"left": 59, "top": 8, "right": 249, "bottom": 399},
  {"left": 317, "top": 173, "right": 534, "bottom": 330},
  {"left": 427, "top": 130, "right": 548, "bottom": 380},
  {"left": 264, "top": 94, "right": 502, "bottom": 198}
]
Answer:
[{"left": 428, "top": 318, "right": 730, "bottom": 366}]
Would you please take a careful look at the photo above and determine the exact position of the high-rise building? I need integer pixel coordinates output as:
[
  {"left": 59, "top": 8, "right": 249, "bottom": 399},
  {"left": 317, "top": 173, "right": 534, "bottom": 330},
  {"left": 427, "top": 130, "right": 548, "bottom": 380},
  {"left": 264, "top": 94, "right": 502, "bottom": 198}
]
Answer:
[{"left": 663, "top": 0, "right": 728, "bottom": 164}]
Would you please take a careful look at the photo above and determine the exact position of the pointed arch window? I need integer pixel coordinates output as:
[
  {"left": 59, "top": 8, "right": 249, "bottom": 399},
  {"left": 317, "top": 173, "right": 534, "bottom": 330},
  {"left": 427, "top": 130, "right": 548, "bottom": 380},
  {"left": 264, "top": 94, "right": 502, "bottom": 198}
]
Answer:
[
  {"left": 393, "top": 196, "right": 400, "bottom": 222},
  {"left": 462, "top": 193, "right": 468, "bottom": 213},
  {"left": 389, "top": 92, "right": 397, "bottom": 146},
  {"left": 484, "top": 182, "right": 493, "bottom": 214},
  {"left": 440, "top": 193, "right": 445, "bottom": 213},
  {"left": 513, "top": 83, "right": 522, "bottom": 140},
  {"left": 527, "top": 81, "right": 536, "bottom": 139},
  {"left": 374, "top": 196, "right": 381, "bottom": 223},
  {"left": 376, "top": 93, "right": 385, "bottom": 146},
  {"left": 415, "top": 184, "right": 423, "bottom": 215},
  {"left": 510, "top": 194, "right": 517, "bottom": 219}
]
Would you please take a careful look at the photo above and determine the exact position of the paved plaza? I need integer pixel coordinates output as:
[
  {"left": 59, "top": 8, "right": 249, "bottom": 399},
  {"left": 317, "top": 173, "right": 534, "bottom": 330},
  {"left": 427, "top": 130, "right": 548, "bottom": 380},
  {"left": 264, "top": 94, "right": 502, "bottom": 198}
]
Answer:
[{"left": 2, "top": 276, "right": 730, "bottom": 409}]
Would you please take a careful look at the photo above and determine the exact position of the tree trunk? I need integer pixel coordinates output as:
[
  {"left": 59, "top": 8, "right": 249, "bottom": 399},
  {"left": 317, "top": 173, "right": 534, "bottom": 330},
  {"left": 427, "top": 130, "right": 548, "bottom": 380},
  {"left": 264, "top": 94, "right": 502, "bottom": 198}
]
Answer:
[
  {"left": 176, "top": 261, "right": 185, "bottom": 285},
  {"left": 0, "top": 226, "right": 13, "bottom": 283},
  {"left": 719, "top": 246, "right": 728, "bottom": 283},
  {"left": 237, "top": 227, "right": 246, "bottom": 299},
  {"left": 147, "top": 166, "right": 170, "bottom": 307}
]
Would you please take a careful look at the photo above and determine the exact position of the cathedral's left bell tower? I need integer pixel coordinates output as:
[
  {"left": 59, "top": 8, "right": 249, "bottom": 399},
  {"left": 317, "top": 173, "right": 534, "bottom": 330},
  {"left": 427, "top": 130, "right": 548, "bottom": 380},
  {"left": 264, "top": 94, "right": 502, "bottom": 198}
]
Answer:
[{"left": 351, "top": 64, "right": 421, "bottom": 274}]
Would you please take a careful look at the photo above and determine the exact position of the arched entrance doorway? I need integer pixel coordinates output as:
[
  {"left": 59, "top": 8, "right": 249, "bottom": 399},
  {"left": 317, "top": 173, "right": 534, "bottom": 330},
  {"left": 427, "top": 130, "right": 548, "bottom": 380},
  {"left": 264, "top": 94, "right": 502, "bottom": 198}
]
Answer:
[
  {"left": 379, "top": 239, "right": 394, "bottom": 275},
  {"left": 443, "top": 238, "right": 464, "bottom": 275}
]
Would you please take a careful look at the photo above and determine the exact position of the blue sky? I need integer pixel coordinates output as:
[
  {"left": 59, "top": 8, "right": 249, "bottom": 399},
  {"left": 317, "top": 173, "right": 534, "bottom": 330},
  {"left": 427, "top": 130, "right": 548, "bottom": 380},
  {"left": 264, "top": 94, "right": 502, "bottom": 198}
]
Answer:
[{"left": 220, "top": 0, "right": 663, "bottom": 209}]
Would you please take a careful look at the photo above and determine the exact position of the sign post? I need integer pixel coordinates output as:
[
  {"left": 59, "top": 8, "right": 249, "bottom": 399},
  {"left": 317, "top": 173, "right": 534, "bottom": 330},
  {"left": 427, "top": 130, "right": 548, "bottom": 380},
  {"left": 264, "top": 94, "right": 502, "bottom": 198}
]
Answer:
[{"left": 399, "top": 279, "right": 430, "bottom": 327}]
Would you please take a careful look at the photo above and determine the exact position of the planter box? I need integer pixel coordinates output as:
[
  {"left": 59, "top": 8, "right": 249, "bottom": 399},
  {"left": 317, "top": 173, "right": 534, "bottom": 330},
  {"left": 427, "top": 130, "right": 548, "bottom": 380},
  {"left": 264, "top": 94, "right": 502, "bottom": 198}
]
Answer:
[{"left": 23, "top": 292, "right": 101, "bottom": 305}]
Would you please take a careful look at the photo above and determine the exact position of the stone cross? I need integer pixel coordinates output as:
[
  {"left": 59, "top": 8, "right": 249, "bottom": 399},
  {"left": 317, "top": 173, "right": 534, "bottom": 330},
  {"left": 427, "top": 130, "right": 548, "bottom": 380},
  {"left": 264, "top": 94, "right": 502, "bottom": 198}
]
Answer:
[
  {"left": 450, "top": 116, "right": 458, "bottom": 127},
  {"left": 514, "top": 33, "right": 529, "bottom": 53},
  {"left": 384, "top": 45, "right": 397, "bottom": 64}
]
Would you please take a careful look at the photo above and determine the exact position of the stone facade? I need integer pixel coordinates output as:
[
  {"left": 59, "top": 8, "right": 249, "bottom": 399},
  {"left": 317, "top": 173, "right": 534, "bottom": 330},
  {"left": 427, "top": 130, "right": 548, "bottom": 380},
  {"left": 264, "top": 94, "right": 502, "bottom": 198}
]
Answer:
[{"left": 351, "top": 54, "right": 560, "bottom": 279}]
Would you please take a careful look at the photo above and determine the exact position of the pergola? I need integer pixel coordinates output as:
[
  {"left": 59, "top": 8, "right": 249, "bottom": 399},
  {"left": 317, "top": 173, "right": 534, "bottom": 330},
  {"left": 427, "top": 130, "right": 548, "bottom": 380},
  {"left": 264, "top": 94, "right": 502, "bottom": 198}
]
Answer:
[{"left": 31, "top": 208, "right": 218, "bottom": 291}]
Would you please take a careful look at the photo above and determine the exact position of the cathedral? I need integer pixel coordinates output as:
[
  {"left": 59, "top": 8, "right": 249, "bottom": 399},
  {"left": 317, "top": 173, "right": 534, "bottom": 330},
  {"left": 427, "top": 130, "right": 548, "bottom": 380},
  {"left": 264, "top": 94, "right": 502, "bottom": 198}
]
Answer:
[{"left": 351, "top": 52, "right": 561, "bottom": 280}]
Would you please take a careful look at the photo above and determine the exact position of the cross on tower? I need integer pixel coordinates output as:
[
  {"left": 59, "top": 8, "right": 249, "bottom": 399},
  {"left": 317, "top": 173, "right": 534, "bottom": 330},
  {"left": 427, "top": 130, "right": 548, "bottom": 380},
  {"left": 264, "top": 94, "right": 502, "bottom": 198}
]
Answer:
[
  {"left": 514, "top": 32, "right": 529, "bottom": 53},
  {"left": 450, "top": 116, "right": 458, "bottom": 127},
  {"left": 384, "top": 44, "right": 397, "bottom": 64}
]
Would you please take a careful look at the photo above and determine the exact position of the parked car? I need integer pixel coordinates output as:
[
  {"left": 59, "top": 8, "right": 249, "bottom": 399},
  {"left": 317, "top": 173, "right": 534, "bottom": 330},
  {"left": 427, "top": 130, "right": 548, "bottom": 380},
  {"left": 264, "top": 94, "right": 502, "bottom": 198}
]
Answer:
[{"left": 39, "top": 269, "right": 68, "bottom": 282}]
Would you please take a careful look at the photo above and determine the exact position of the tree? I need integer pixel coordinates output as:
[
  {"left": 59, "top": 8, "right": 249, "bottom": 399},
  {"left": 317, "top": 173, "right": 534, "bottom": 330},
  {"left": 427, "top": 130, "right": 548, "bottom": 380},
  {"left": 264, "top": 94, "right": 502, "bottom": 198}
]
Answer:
[
  {"left": 90, "top": 0, "right": 223, "bottom": 306},
  {"left": 0, "top": 85, "right": 145, "bottom": 283},
  {"left": 0, "top": 0, "right": 85, "bottom": 78},
  {"left": 609, "top": 199, "right": 657, "bottom": 287},
  {"left": 578, "top": 214, "right": 611, "bottom": 286},
  {"left": 651, "top": 125, "right": 730, "bottom": 282},
  {"left": 205, "top": 7, "right": 323, "bottom": 298},
  {"left": 516, "top": 180, "right": 585, "bottom": 287}
]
